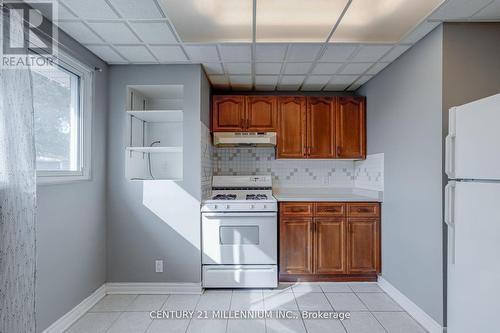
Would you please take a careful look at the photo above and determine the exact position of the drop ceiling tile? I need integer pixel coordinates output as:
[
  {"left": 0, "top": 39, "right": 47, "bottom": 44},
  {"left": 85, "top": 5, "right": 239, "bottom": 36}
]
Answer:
[
  {"left": 225, "top": 63, "right": 252, "bottom": 75},
  {"left": 339, "top": 63, "right": 372, "bottom": 75},
  {"left": 86, "top": 45, "right": 127, "bottom": 63},
  {"left": 229, "top": 75, "right": 252, "bottom": 85},
  {"left": 255, "top": 63, "right": 283, "bottom": 75},
  {"left": 311, "top": 63, "right": 343, "bottom": 75},
  {"left": 87, "top": 22, "right": 140, "bottom": 43},
  {"left": 58, "top": 21, "right": 103, "bottom": 44},
  {"left": 280, "top": 75, "right": 306, "bottom": 85},
  {"left": 286, "top": 44, "right": 322, "bottom": 61},
  {"left": 108, "top": 0, "right": 164, "bottom": 19},
  {"left": 474, "top": 0, "right": 500, "bottom": 18},
  {"left": 232, "top": 84, "right": 253, "bottom": 91},
  {"left": 278, "top": 84, "right": 302, "bottom": 91},
  {"left": 302, "top": 76, "right": 330, "bottom": 90},
  {"left": 366, "top": 62, "right": 389, "bottom": 75},
  {"left": 350, "top": 45, "right": 392, "bottom": 62},
  {"left": 255, "top": 76, "right": 279, "bottom": 85},
  {"left": 381, "top": 45, "right": 411, "bottom": 62},
  {"left": 320, "top": 44, "right": 357, "bottom": 62},
  {"left": 219, "top": 44, "right": 252, "bottom": 62},
  {"left": 347, "top": 83, "right": 362, "bottom": 91},
  {"left": 184, "top": 45, "right": 220, "bottom": 62},
  {"left": 57, "top": 4, "right": 78, "bottom": 20},
  {"left": 430, "top": 0, "right": 492, "bottom": 19},
  {"left": 61, "top": 0, "right": 119, "bottom": 19},
  {"left": 202, "top": 63, "right": 224, "bottom": 75},
  {"left": 114, "top": 45, "right": 156, "bottom": 62},
  {"left": 129, "top": 22, "right": 177, "bottom": 43},
  {"left": 255, "top": 85, "right": 276, "bottom": 91},
  {"left": 209, "top": 75, "right": 229, "bottom": 85},
  {"left": 283, "top": 63, "right": 312, "bottom": 75},
  {"left": 355, "top": 75, "right": 374, "bottom": 86},
  {"left": 149, "top": 45, "right": 187, "bottom": 62},
  {"left": 255, "top": 44, "right": 287, "bottom": 62},
  {"left": 324, "top": 75, "right": 358, "bottom": 90},
  {"left": 400, "top": 21, "right": 440, "bottom": 44}
]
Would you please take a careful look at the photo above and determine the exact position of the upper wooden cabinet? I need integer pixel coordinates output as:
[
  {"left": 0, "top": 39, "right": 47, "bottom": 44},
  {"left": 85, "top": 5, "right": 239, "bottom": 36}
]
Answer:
[
  {"left": 277, "top": 97, "right": 307, "bottom": 158},
  {"left": 212, "top": 95, "right": 277, "bottom": 132},
  {"left": 212, "top": 94, "right": 366, "bottom": 160},
  {"left": 307, "top": 97, "right": 336, "bottom": 159},
  {"left": 212, "top": 95, "right": 245, "bottom": 131},
  {"left": 246, "top": 96, "right": 277, "bottom": 132},
  {"left": 336, "top": 96, "right": 366, "bottom": 159}
]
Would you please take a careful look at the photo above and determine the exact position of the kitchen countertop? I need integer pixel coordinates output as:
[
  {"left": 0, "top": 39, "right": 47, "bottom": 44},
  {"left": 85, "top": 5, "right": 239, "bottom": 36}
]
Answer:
[{"left": 273, "top": 187, "right": 383, "bottom": 202}]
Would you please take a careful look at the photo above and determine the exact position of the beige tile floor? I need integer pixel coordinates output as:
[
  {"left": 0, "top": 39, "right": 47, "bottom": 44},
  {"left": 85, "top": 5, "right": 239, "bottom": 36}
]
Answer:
[{"left": 65, "top": 282, "right": 428, "bottom": 333}]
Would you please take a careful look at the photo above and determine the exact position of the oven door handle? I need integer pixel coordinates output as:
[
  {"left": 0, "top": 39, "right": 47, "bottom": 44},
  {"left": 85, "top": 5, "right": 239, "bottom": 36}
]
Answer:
[{"left": 202, "top": 212, "right": 277, "bottom": 218}]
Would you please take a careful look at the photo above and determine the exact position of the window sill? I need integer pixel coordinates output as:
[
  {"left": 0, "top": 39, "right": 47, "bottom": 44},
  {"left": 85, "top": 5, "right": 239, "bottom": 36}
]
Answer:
[{"left": 36, "top": 174, "right": 91, "bottom": 186}]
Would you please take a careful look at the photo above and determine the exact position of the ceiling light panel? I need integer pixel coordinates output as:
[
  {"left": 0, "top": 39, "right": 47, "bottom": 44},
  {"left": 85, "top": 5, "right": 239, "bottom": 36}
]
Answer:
[
  {"left": 332, "top": 0, "right": 444, "bottom": 43},
  {"left": 159, "top": 0, "right": 253, "bottom": 42},
  {"left": 109, "top": 0, "right": 164, "bottom": 19},
  {"left": 129, "top": 22, "right": 177, "bottom": 44},
  {"left": 256, "top": 0, "right": 349, "bottom": 42}
]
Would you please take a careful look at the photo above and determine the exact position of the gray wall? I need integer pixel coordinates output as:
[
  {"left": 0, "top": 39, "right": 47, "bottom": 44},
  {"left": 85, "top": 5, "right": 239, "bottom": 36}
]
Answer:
[
  {"left": 36, "top": 30, "right": 108, "bottom": 332},
  {"left": 359, "top": 26, "right": 444, "bottom": 324},
  {"left": 106, "top": 65, "right": 208, "bottom": 283}
]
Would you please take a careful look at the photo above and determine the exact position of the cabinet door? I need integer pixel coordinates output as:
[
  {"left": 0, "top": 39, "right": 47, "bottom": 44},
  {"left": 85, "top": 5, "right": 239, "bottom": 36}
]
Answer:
[
  {"left": 212, "top": 95, "right": 245, "bottom": 131},
  {"left": 336, "top": 97, "right": 366, "bottom": 159},
  {"left": 315, "top": 218, "right": 347, "bottom": 274},
  {"left": 307, "top": 97, "right": 336, "bottom": 158},
  {"left": 347, "top": 218, "right": 380, "bottom": 274},
  {"left": 277, "top": 97, "right": 307, "bottom": 159},
  {"left": 280, "top": 217, "right": 314, "bottom": 274},
  {"left": 246, "top": 96, "right": 277, "bottom": 132}
]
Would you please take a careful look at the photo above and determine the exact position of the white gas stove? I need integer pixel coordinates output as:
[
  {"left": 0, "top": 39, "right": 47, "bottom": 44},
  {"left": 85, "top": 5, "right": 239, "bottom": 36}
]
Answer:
[{"left": 201, "top": 176, "right": 278, "bottom": 289}]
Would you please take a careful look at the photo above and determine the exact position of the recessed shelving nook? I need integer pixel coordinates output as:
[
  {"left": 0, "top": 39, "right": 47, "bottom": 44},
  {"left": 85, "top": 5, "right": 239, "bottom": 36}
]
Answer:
[{"left": 125, "top": 85, "right": 183, "bottom": 181}]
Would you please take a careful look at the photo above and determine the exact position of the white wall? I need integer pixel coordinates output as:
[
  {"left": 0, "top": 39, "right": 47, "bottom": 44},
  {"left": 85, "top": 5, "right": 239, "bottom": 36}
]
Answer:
[
  {"left": 36, "top": 30, "right": 108, "bottom": 332},
  {"left": 358, "top": 26, "right": 444, "bottom": 325}
]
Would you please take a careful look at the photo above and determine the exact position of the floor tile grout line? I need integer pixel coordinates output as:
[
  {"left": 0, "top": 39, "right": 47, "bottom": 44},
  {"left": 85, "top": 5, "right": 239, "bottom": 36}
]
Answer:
[
  {"left": 322, "top": 289, "right": 349, "bottom": 333},
  {"left": 224, "top": 290, "right": 233, "bottom": 333},
  {"left": 291, "top": 287, "right": 312, "bottom": 333},
  {"left": 103, "top": 311, "right": 126, "bottom": 333},
  {"left": 184, "top": 293, "right": 203, "bottom": 333},
  {"left": 352, "top": 292, "right": 390, "bottom": 333}
]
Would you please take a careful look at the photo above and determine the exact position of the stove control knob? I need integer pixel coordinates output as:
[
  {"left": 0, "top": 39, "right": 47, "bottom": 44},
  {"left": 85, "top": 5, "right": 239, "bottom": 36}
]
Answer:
[
  {"left": 263, "top": 204, "right": 267, "bottom": 209},
  {"left": 225, "top": 204, "right": 230, "bottom": 209},
  {"left": 251, "top": 204, "right": 255, "bottom": 209},
  {"left": 213, "top": 205, "right": 218, "bottom": 209}
]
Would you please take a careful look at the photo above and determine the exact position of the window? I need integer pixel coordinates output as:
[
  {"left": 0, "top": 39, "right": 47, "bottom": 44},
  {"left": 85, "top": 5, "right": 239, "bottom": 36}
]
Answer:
[{"left": 32, "top": 52, "right": 93, "bottom": 184}]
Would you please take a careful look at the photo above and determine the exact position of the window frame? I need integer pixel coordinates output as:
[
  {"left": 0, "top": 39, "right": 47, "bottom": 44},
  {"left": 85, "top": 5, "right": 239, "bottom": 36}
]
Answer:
[{"left": 35, "top": 50, "right": 94, "bottom": 185}]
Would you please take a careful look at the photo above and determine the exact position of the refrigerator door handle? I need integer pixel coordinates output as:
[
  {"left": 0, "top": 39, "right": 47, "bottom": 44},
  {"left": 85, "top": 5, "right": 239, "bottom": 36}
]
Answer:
[
  {"left": 445, "top": 134, "right": 456, "bottom": 179},
  {"left": 445, "top": 182, "right": 456, "bottom": 227}
]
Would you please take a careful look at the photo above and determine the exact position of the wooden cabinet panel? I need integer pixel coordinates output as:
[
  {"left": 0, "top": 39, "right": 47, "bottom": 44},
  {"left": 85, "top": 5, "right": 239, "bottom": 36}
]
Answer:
[
  {"left": 307, "top": 97, "right": 336, "bottom": 159},
  {"left": 336, "top": 97, "right": 366, "bottom": 159},
  {"left": 277, "top": 97, "right": 307, "bottom": 158},
  {"left": 280, "top": 202, "right": 313, "bottom": 216},
  {"left": 280, "top": 217, "right": 314, "bottom": 274},
  {"left": 347, "top": 218, "right": 380, "bottom": 274},
  {"left": 348, "top": 203, "right": 380, "bottom": 218},
  {"left": 315, "top": 218, "right": 347, "bottom": 274},
  {"left": 246, "top": 96, "right": 277, "bottom": 132},
  {"left": 212, "top": 96, "right": 245, "bottom": 132},
  {"left": 315, "top": 203, "right": 346, "bottom": 217}
]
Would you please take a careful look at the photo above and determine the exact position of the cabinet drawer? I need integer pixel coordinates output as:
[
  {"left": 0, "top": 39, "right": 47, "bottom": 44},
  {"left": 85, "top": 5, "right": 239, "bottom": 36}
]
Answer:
[
  {"left": 348, "top": 203, "right": 380, "bottom": 217},
  {"left": 280, "top": 203, "right": 313, "bottom": 216},
  {"left": 315, "top": 203, "right": 346, "bottom": 217}
]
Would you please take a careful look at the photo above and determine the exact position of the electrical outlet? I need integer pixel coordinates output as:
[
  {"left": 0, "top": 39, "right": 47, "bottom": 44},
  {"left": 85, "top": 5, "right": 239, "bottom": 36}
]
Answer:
[{"left": 155, "top": 260, "right": 163, "bottom": 273}]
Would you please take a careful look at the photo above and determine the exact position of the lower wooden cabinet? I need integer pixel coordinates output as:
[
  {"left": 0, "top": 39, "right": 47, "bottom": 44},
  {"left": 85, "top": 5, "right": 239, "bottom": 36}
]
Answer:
[{"left": 279, "top": 202, "right": 381, "bottom": 281}]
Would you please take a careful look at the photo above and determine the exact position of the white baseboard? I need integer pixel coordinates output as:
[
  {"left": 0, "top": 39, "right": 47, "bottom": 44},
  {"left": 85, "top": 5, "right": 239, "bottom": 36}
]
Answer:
[
  {"left": 378, "top": 277, "right": 444, "bottom": 333},
  {"left": 42, "top": 284, "right": 106, "bottom": 333},
  {"left": 105, "top": 282, "right": 203, "bottom": 295}
]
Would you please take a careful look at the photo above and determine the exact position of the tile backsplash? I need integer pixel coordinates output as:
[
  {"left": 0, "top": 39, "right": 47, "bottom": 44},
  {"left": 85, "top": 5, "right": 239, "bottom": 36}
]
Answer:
[
  {"left": 201, "top": 123, "right": 213, "bottom": 199},
  {"left": 354, "top": 153, "right": 384, "bottom": 191},
  {"left": 214, "top": 148, "right": 358, "bottom": 188}
]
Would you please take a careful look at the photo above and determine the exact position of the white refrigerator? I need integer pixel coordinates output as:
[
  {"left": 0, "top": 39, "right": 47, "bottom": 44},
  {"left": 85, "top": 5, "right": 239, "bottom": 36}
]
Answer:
[{"left": 445, "top": 93, "right": 500, "bottom": 333}]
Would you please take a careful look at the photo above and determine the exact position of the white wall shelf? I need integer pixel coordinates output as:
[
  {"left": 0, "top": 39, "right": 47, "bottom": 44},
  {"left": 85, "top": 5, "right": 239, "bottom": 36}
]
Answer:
[
  {"left": 126, "top": 146, "right": 183, "bottom": 153},
  {"left": 127, "top": 110, "right": 183, "bottom": 123}
]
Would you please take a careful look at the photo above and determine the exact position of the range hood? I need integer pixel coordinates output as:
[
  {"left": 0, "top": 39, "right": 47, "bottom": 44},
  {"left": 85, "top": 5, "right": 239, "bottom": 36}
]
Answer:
[{"left": 213, "top": 132, "right": 277, "bottom": 147}]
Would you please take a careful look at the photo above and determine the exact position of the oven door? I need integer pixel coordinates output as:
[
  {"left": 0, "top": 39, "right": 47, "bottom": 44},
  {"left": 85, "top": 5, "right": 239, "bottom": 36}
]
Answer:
[{"left": 202, "top": 212, "right": 277, "bottom": 265}]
